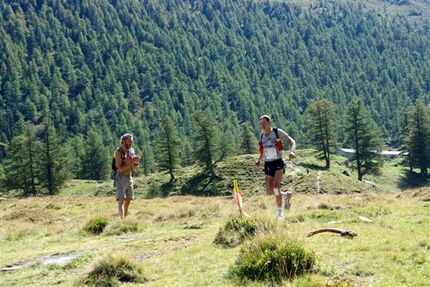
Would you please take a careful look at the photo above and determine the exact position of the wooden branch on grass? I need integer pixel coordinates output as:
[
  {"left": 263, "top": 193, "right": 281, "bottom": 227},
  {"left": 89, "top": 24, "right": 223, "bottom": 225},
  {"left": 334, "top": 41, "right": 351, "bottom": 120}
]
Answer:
[{"left": 307, "top": 228, "right": 357, "bottom": 238}]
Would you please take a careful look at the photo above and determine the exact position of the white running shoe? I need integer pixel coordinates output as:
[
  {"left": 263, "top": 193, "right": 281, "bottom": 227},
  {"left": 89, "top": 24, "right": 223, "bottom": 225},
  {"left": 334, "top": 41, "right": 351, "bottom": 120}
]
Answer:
[
  {"left": 282, "top": 191, "right": 292, "bottom": 209},
  {"left": 277, "top": 210, "right": 284, "bottom": 220}
]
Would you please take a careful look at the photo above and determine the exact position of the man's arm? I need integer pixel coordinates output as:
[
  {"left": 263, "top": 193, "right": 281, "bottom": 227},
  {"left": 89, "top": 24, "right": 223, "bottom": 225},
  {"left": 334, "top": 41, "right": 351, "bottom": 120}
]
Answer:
[
  {"left": 284, "top": 134, "right": 296, "bottom": 160},
  {"left": 115, "top": 150, "right": 136, "bottom": 173},
  {"left": 255, "top": 152, "right": 264, "bottom": 166},
  {"left": 132, "top": 156, "right": 140, "bottom": 172}
]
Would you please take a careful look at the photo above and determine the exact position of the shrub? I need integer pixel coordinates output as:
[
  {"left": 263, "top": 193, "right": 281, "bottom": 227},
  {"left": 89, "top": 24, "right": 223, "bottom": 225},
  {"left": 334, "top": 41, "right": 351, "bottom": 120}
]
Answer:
[
  {"left": 213, "top": 216, "right": 274, "bottom": 248},
  {"left": 230, "top": 234, "right": 316, "bottom": 284},
  {"left": 104, "top": 220, "right": 140, "bottom": 236},
  {"left": 83, "top": 216, "right": 109, "bottom": 235},
  {"left": 80, "top": 254, "right": 147, "bottom": 286}
]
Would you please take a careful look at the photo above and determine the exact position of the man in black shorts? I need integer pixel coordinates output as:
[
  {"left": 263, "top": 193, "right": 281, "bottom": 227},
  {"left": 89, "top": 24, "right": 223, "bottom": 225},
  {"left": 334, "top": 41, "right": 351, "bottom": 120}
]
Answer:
[{"left": 255, "top": 115, "right": 296, "bottom": 220}]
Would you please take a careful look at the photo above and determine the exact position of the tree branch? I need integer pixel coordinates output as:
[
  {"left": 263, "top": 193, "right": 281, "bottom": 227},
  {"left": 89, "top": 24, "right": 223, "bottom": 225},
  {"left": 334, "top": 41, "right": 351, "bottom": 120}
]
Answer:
[{"left": 307, "top": 228, "right": 357, "bottom": 238}]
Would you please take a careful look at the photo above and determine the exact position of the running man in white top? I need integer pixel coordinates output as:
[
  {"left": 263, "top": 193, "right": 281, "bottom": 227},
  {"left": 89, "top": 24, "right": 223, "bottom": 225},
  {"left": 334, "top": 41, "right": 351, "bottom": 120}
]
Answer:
[{"left": 255, "top": 115, "right": 296, "bottom": 220}]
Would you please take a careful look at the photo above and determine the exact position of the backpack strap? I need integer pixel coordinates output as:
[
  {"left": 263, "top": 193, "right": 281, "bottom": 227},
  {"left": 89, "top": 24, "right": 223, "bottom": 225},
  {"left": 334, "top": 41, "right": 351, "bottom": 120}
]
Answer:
[
  {"left": 259, "top": 132, "right": 264, "bottom": 154},
  {"left": 118, "top": 147, "right": 125, "bottom": 160},
  {"left": 259, "top": 128, "right": 281, "bottom": 154},
  {"left": 112, "top": 147, "right": 126, "bottom": 171},
  {"left": 273, "top": 128, "right": 279, "bottom": 139}
]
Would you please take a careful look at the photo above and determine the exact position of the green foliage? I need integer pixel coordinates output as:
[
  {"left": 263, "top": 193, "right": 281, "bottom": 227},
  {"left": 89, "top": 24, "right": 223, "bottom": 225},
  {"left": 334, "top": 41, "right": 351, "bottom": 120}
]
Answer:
[
  {"left": 230, "top": 234, "right": 316, "bottom": 284},
  {"left": 38, "top": 117, "right": 71, "bottom": 195},
  {"left": 65, "top": 135, "right": 86, "bottom": 179},
  {"left": 344, "top": 99, "right": 384, "bottom": 181},
  {"left": 0, "top": 164, "right": 4, "bottom": 186},
  {"left": 0, "top": 0, "right": 428, "bottom": 190},
  {"left": 157, "top": 115, "right": 181, "bottom": 181},
  {"left": 213, "top": 216, "right": 274, "bottom": 248},
  {"left": 192, "top": 111, "right": 227, "bottom": 180},
  {"left": 80, "top": 254, "right": 147, "bottom": 286},
  {"left": 3, "top": 134, "right": 36, "bottom": 195},
  {"left": 2, "top": 121, "right": 72, "bottom": 196},
  {"left": 240, "top": 122, "right": 259, "bottom": 154},
  {"left": 404, "top": 99, "right": 430, "bottom": 176},
  {"left": 81, "top": 129, "right": 110, "bottom": 180},
  {"left": 0, "top": 0, "right": 429, "bottom": 170},
  {"left": 83, "top": 216, "right": 109, "bottom": 235},
  {"left": 306, "top": 99, "right": 338, "bottom": 169}
]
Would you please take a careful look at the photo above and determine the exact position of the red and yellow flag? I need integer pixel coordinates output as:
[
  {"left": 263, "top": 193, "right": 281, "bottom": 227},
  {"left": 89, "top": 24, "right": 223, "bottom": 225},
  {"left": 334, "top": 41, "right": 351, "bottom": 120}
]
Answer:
[{"left": 232, "top": 180, "right": 250, "bottom": 218}]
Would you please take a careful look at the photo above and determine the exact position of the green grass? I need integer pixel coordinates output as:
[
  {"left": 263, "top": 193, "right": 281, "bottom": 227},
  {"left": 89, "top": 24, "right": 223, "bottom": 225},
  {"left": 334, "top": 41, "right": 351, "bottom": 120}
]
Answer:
[{"left": 0, "top": 152, "right": 429, "bottom": 286}]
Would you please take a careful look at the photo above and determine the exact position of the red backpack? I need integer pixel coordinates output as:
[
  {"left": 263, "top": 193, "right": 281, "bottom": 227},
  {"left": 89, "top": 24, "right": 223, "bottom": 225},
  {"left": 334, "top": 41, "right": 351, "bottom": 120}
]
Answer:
[{"left": 259, "top": 128, "right": 283, "bottom": 153}]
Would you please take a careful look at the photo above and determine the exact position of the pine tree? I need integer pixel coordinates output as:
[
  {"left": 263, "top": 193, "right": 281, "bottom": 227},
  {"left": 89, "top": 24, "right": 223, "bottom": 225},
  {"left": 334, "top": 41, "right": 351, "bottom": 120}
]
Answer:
[
  {"left": 157, "top": 115, "right": 181, "bottom": 181},
  {"left": 38, "top": 117, "right": 71, "bottom": 195},
  {"left": 81, "top": 129, "right": 110, "bottom": 180},
  {"left": 404, "top": 99, "right": 430, "bottom": 177},
  {"left": 3, "top": 123, "right": 41, "bottom": 196},
  {"left": 192, "top": 111, "right": 226, "bottom": 180},
  {"left": 65, "top": 135, "right": 85, "bottom": 179},
  {"left": 343, "top": 99, "right": 383, "bottom": 181},
  {"left": 181, "top": 139, "right": 193, "bottom": 167},
  {"left": 306, "top": 99, "right": 337, "bottom": 169},
  {"left": 240, "top": 122, "right": 259, "bottom": 155}
]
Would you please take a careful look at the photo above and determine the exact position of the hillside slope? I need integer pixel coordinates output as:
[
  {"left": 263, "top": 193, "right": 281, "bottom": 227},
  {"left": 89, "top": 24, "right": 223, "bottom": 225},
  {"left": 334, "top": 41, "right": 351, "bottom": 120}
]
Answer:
[
  {"left": 55, "top": 151, "right": 428, "bottom": 200},
  {"left": 0, "top": 0, "right": 429, "bottom": 158}
]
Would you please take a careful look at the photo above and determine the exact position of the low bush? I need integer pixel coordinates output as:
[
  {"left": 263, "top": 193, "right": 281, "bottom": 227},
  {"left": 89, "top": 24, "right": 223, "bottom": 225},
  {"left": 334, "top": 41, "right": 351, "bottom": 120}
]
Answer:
[
  {"left": 79, "top": 254, "right": 147, "bottom": 286},
  {"left": 104, "top": 220, "right": 140, "bottom": 235},
  {"left": 230, "top": 234, "right": 316, "bottom": 284},
  {"left": 83, "top": 216, "right": 109, "bottom": 235},
  {"left": 213, "top": 216, "right": 274, "bottom": 248}
]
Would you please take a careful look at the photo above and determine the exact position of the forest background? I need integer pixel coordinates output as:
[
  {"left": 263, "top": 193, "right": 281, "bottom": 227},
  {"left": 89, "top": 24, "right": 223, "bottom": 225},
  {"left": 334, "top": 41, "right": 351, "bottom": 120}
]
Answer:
[{"left": 0, "top": 0, "right": 429, "bottom": 195}]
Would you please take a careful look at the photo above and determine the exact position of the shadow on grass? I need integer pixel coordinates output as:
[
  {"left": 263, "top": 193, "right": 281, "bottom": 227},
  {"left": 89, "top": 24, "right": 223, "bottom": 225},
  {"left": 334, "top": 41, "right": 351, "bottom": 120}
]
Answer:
[
  {"left": 299, "top": 163, "right": 327, "bottom": 171},
  {"left": 397, "top": 170, "right": 429, "bottom": 189},
  {"left": 180, "top": 173, "right": 227, "bottom": 196},
  {"left": 159, "top": 181, "right": 174, "bottom": 197}
]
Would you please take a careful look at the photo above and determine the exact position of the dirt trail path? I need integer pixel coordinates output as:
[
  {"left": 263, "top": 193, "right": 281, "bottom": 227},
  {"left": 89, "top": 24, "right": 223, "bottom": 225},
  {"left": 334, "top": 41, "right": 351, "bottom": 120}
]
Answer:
[{"left": 316, "top": 171, "right": 321, "bottom": 193}]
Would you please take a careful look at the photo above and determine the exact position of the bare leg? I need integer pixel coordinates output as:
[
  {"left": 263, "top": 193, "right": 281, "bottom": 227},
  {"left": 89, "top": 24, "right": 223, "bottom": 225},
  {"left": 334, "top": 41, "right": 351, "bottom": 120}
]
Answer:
[
  {"left": 118, "top": 198, "right": 125, "bottom": 219},
  {"left": 273, "top": 169, "right": 284, "bottom": 208},
  {"left": 265, "top": 175, "right": 274, "bottom": 195},
  {"left": 124, "top": 200, "right": 131, "bottom": 218}
]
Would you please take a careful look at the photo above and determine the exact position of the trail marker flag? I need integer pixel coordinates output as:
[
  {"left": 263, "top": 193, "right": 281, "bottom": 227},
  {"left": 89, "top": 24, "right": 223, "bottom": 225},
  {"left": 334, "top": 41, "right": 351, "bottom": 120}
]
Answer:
[{"left": 232, "top": 180, "right": 250, "bottom": 218}]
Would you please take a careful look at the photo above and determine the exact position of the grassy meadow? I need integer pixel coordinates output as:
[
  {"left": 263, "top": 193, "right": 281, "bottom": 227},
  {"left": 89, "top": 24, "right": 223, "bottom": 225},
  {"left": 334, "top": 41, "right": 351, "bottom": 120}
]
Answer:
[{"left": 0, "top": 152, "right": 429, "bottom": 286}]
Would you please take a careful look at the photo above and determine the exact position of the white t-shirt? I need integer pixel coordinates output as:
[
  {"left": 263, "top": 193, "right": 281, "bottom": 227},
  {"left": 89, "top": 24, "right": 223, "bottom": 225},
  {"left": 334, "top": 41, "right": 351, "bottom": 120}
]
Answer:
[{"left": 261, "top": 128, "right": 288, "bottom": 162}]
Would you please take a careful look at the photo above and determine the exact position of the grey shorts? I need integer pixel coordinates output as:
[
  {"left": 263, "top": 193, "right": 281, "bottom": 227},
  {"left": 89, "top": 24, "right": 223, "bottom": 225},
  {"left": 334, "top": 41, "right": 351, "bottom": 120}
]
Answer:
[{"left": 115, "top": 173, "right": 134, "bottom": 200}]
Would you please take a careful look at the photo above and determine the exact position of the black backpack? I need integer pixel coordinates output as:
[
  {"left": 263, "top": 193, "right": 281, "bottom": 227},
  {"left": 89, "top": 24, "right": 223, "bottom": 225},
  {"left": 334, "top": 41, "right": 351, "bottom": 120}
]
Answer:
[{"left": 111, "top": 148, "right": 125, "bottom": 177}]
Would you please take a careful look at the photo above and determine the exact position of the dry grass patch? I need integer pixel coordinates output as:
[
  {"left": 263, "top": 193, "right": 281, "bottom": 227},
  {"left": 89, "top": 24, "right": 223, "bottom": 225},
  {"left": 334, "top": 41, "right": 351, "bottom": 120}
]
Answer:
[{"left": 0, "top": 172, "right": 428, "bottom": 287}]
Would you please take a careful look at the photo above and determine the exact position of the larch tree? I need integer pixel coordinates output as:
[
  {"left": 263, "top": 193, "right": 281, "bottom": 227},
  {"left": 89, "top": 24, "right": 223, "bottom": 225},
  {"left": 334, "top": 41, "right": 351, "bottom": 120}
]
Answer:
[
  {"left": 305, "top": 99, "right": 338, "bottom": 169},
  {"left": 343, "top": 99, "right": 383, "bottom": 181},
  {"left": 38, "top": 117, "right": 70, "bottom": 195},
  {"left": 81, "top": 129, "right": 110, "bottom": 180},
  {"left": 3, "top": 123, "right": 40, "bottom": 196},
  {"left": 240, "top": 122, "right": 259, "bottom": 155},
  {"left": 404, "top": 99, "right": 430, "bottom": 177},
  {"left": 157, "top": 115, "right": 181, "bottom": 182},
  {"left": 192, "top": 111, "right": 226, "bottom": 180}
]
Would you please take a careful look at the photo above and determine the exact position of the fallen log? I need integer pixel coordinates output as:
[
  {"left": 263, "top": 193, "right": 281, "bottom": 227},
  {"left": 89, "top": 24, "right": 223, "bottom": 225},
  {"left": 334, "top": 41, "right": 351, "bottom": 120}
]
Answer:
[{"left": 307, "top": 228, "right": 357, "bottom": 238}]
